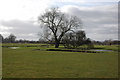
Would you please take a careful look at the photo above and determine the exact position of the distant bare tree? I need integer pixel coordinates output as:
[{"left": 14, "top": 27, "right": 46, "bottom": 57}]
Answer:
[
  {"left": 62, "top": 31, "right": 86, "bottom": 48},
  {"left": 62, "top": 31, "right": 94, "bottom": 49},
  {"left": 38, "top": 7, "right": 82, "bottom": 48},
  {"left": 8, "top": 34, "right": 16, "bottom": 43}
]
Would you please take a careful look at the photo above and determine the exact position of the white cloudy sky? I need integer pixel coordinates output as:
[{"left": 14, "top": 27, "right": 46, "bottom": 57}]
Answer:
[{"left": 0, "top": 0, "right": 119, "bottom": 41}]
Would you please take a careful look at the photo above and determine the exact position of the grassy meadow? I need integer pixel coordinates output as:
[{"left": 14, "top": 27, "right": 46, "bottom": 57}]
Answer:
[{"left": 2, "top": 43, "right": 118, "bottom": 78}]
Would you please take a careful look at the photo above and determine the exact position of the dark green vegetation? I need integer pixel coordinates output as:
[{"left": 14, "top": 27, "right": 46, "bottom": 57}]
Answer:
[{"left": 2, "top": 43, "right": 118, "bottom": 78}]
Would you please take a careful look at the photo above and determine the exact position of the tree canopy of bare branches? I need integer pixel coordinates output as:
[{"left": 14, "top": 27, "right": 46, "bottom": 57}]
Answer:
[
  {"left": 38, "top": 7, "right": 82, "bottom": 48},
  {"left": 62, "top": 31, "right": 94, "bottom": 49}
]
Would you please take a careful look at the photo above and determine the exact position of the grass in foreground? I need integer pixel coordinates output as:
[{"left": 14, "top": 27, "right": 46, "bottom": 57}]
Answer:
[{"left": 2, "top": 44, "right": 118, "bottom": 78}]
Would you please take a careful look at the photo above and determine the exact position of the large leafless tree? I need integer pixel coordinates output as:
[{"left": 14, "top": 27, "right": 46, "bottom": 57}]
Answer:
[{"left": 38, "top": 7, "right": 82, "bottom": 48}]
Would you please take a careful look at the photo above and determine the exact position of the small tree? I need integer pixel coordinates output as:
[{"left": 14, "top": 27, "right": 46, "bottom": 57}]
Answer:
[
  {"left": 85, "top": 38, "right": 94, "bottom": 49},
  {"left": 38, "top": 7, "right": 82, "bottom": 48},
  {"left": 8, "top": 34, "right": 16, "bottom": 43},
  {"left": 62, "top": 30, "right": 94, "bottom": 49}
]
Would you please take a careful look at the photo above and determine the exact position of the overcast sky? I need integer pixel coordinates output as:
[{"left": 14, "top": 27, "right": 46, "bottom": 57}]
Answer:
[{"left": 0, "top": 0, "right": 119, "bottom": 41}]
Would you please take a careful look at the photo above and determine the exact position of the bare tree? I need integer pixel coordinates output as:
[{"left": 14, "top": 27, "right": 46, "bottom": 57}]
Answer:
[
  {"left": 62, "top": 31, "right": 94, "bottom": 49},
  {"left": 62, "top": 31, "right": 87, "bottom": 48},
  {"left": 38, "top": 7, "right": 82, "bottom": 48},
  {"left": 8, "top": 34, "right": 16, "bottom": 43}
]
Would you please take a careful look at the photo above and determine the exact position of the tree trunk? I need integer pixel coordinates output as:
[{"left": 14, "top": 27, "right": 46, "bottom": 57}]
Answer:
[{"left": 55, "top": 40, "right": 60, "bottom": 48}]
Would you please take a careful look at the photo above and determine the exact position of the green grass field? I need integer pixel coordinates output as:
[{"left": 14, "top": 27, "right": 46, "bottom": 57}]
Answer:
[{"left": 2, "top": 43, "right": 118, "bottom": 78}]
